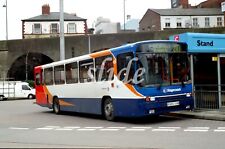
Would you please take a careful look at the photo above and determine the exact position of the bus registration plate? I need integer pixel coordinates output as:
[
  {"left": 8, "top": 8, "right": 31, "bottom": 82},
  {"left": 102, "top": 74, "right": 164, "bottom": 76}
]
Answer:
[{"left": 167, "top": 101, "right": 180, "bottom": 107}]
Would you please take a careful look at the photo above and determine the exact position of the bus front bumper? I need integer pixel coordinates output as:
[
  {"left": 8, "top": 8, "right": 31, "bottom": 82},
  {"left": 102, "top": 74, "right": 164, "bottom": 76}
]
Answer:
[{"left": 113, "top": 97, "right": 194, "bottom": 118}]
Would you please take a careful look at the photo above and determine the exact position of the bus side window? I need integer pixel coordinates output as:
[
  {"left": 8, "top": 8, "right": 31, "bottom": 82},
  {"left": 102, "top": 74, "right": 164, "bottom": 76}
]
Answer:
[
  {"left": 44, "top": 68, "right": 53, "bottom": 85},
  {"left": 54, "top": 65, "right": 65, "bottom": 85},
  {"left": 95, "top": 55, "right": 114, "bottom": 81},
  {"left": 79, "top": 59, "right": 94, "bottom": 83},
  {"left": 35, "top": 73, "right": 41, "bottom": 86},
  {"left": 65, "top": 62, "right": 78, "bottom": 84},
  {"left": 117, "top": 52, "right": 134, "bottom": 83}
]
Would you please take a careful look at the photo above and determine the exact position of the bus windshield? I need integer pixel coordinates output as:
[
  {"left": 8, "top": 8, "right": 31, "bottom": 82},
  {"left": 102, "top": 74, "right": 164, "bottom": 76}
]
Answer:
[{"left": 136, "top": 42, "right": 190, "bottom": 87}]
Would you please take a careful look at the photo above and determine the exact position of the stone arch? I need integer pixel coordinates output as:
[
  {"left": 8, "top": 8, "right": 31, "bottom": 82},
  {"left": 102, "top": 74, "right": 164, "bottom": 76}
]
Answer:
[{"left": 7, "top": 52, "right": 53, "bottom": 81}]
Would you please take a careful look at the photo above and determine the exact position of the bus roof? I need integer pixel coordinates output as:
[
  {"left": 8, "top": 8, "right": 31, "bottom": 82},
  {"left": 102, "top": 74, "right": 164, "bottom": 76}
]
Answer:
[{"left": 36, "top": 40, "right": 186, "bottom": 69}]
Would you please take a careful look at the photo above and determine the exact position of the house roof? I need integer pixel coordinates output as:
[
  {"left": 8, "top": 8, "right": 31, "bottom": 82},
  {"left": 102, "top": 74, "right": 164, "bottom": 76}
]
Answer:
[
  {"left": 22, "top": 12, "right": 86, "bottom": 22},
  {"left": 150, "top": 8, "right": 223, "bottom": 16}
]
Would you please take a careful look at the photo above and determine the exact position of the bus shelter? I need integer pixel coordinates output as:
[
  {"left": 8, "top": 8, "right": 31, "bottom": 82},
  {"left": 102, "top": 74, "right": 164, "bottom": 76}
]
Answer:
[{"left": 170, "top": 33, "right": 225, "bottom": 109}]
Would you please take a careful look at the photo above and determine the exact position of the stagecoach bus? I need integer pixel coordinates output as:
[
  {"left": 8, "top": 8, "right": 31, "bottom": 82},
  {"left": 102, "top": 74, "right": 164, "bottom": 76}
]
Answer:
[{"left": 34, "top": 40, "right": 194, "bottom": 120}]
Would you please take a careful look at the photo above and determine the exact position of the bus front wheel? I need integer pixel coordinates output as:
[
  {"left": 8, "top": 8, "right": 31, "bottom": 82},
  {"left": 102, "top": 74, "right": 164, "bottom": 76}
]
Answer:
[
  {"left": 103, "top": 98, "right": 114, "bottom": 121},
  {"left": 53, "top": 98, "right": 61, "bottom": 114}
]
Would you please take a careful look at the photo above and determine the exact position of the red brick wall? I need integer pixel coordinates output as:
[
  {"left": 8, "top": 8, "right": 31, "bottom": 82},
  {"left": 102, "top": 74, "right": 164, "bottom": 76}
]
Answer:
[
  {"left": 139, "top": 9, "right": 161, "bottom": 32},
  {"left": 198, "top": 0, "right": 225, "bottom": 8},
  {"left": 180, "top": 0, "right": 189, "bottom": 8}
]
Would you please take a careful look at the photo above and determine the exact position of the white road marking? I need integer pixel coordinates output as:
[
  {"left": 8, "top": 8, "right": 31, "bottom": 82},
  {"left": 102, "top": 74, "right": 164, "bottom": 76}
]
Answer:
[
  {"left": 125, "top": 129, "right": 146, "bottom": 131},
  {"left": 9, "top": 127, "right": 29, "bottom": 130},
  {"left": 84, "top": 127, "right": 103, "bottom": 129},
  {"left": 187, "top": 127, "right": 209, "bottom": 129},
  {"left": 152, "top": 126, "right": 180, "bottom": 132},
  {"left": 214, "top": 129, "right": 225, "bottom": 132},
  {"left": 10, "top": 126, "right": 225, "bottom": 133},
  {"left": 152, "top": 129, "right": 176, "bottom": 132},
  {"left": 184, "top": 129, "right": 209, "bottom": 132},
  {"left": 107, "top": 127, "right": 126, "bottom": 129},
  {"left": 55, "top": 128, "right": 73, "bottom": 131},
  {"left": 214, "top": 127, "right": 225, "bottom": 132},
  {"left": 131, "top": 127, "right": 152, "bottom": 129},
  {"left": 45, "top": 126, "right": 61, "bottom": 128},
  {"left": 64, "top": 126, "right": 81, "bottom": 129},
  {"left": 158, "top": 127, "right": 181, "bottom": 129},
  {"left": 184, "top": 127, "right": 209, "bottom": 132},
  {"left": 36, "top": 127, "right": 54, "bottom": 130},
  {"left": 77, "top": 129, "right": 96, "bottom": 131},
  {"left": 100, "top": 129, "right": 119, "bottom": 131}
]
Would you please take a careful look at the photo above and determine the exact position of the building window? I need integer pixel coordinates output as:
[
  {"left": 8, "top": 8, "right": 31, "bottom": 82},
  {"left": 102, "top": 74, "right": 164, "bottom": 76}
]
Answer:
[
  {"left": 68, "top": 23, "right": 77, "bottom": 33},
  {"left": 177, "top": 22, "right": 182, "bottom": 28},
  {"left": 205, "top": 17, "right": 210, "bottom": 27},
  {"left": 50, "top": 23, "right": 59, "bottom": 34},
  {"left": 217, "top": 17, "right": 222, "bottom": 27},
  {"left": 165, "top": 18, "right": 170, "bottom": 28},
  {"left": 193, "top": 18, "right": 199, "bottom": 27},
  {"left": 33, "top": 23, "right": 41, "bottom": 34},
  {"left": 176, "top": 18, "right": 182, "bottom": 28},
  {"left": 165, "top": 23, "right": 171, "bottom": 28}
]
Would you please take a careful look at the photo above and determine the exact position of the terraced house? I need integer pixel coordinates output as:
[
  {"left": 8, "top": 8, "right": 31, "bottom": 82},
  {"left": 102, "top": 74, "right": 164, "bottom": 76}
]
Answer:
[
  {"left": 22, "top": 4, "right": 88, "bottom": 39},
  {"left": 139, "top": 8, "right": 224, "bottom": 31}
]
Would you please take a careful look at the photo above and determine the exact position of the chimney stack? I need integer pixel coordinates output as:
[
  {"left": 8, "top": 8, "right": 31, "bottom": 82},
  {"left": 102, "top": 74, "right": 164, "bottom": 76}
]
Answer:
[
  {"left": 180, "top": 0, "right": 189, "bottom": 8},
  {"left": 42, "top": 4, "right": 50, "bottom": 15}
]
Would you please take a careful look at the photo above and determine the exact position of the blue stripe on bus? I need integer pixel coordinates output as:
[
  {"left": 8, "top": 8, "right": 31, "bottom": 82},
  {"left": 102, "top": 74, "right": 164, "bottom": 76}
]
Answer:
[
  {"left": 58, "top": 96, "right": 193, "bottom": 118},
  {"left": 133, "top": 84, "right": 192, "bottom": 97},
  {"left": 113, "top": 97, "right": 193, "bottom": 117},
  {"left": 59, "top": 98, "right": 102, "bottom": 115}
]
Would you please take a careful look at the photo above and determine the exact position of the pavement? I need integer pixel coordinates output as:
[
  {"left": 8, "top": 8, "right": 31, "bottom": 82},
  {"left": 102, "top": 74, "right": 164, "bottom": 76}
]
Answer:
[{"left": 172, "top": 108, "right": 225, "bottom": 121}]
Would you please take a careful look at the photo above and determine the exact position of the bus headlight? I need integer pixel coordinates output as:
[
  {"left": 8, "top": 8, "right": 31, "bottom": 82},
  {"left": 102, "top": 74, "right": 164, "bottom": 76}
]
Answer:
[
  {"left": 186, "top": 93, "right": 191, "bottom": 97},
  {"left": 145, "top": 96, "right": 155, "bottom": 102}
]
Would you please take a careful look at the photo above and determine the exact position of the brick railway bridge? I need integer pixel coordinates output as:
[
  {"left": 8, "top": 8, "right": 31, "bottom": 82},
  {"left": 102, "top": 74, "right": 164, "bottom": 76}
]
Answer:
[{"left": 0, "top": 28, "right": 224, "bottom": 81}]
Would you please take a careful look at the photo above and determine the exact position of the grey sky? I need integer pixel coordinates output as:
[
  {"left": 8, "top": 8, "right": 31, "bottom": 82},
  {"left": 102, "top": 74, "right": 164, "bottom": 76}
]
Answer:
[{"left": 0, "top": 0, "right": 204, "bottom": 40}]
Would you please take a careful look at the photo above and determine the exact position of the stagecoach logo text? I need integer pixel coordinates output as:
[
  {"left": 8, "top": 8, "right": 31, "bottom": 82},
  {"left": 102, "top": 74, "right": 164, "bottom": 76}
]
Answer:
[{"left": 163, "top": 88, "right": 181, "bottom": 93}]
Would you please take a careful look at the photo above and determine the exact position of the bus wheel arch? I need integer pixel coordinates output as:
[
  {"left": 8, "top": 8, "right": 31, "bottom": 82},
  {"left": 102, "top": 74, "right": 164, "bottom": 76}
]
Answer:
[
  {"left": 53, "top": 96, "right": 61, "bottom": 114},
  {"left": 102, "top": 96, "right": 115, "bottom": 121}
]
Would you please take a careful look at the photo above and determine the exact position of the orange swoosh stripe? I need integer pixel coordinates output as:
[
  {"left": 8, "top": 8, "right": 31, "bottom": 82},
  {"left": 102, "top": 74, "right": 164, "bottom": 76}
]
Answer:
[
  {"left": 125, "top": 84, "right": 143, "bottom": 97},
  {"left": 43, "top": 86, "right": 53, "bottom": 104},
  {"left": 59, "top": 100, "right": 74, "bottom": 106},
  {"left": 90, "top": 50, "right": 111, "bottom": 58}
]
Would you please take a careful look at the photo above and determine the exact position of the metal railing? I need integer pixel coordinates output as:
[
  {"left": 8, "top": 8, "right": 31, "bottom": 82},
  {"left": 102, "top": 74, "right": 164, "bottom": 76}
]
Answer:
[{"left": 194, "top": 84, "right": 225, "bottom": 109}]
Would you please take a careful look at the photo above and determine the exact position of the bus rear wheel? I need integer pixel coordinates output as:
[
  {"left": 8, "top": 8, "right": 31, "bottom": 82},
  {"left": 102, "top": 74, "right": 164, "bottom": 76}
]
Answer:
[
  {"left": 103, "top": 98, "right": 114, "bottom": 121},
  {"left": 53, "top": 98, "right": 61, "bottom": 114}
]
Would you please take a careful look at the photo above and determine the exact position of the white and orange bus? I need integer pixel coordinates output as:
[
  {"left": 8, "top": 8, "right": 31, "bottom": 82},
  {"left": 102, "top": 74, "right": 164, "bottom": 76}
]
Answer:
[{"left": 34, "top": 40, "right": 193, "bottom": 120}]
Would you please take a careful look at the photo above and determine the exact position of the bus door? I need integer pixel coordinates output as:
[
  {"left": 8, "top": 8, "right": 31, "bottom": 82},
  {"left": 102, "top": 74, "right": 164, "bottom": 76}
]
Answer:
[{"left": 35, "top": 68, "right": 47, "bottom": 105}]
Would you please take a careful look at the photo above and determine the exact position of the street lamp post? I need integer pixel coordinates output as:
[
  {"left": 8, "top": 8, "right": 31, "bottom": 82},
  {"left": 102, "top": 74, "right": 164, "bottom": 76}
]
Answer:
[
  {"left": 25, "top": 52, "right": 29, "bottom": 81},
  {"left": 59, "top": 0, "right": 65, "bottom": 61},
  {"left": 123, "top": 0, "right": 126, "bottom": 31},
  {"left": 3, "top": 0, "right": 8, "bottom": 40}
]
